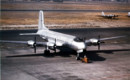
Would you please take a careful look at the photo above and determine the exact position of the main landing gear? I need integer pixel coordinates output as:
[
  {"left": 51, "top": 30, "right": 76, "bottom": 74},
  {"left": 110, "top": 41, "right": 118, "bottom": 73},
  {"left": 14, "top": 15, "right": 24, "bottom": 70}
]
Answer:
[
  {"left": 44, "top": 46, "right": 50, "bottom": 55},
  {"left": 44, "top": 50, "right": 50, "bottom": 54}
]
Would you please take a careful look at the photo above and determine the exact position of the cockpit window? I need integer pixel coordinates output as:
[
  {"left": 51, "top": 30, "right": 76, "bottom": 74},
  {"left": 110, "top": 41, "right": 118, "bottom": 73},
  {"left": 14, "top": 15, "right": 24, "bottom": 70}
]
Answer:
[{"left": 74, "top": 37, "right": 84, "bottom": 42}]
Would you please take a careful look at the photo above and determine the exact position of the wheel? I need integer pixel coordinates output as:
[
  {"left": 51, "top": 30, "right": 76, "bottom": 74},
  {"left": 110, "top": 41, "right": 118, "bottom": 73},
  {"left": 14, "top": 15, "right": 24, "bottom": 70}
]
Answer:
[
  {"left": 44, "top": 50, "right": 50, "bottom": 55},
  {"left": 76, "top": 57, "right": 80, "bottom": 60}
]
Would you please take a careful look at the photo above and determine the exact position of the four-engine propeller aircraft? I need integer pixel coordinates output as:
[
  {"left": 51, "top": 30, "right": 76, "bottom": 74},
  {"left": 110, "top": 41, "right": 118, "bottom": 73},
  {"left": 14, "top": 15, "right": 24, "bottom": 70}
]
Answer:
[
  {"left": 0, "top": 11, "right": 126, "bottom": 61},
  {"left": 101, "top": 11, "right": 118, "bottom": 19}
]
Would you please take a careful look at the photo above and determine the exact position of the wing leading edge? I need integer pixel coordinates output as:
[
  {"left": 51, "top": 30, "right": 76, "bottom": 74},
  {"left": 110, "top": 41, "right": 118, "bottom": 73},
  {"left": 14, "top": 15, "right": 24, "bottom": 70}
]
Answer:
[{"left": 0, "top": 40, "right": 47, "bottom": 46}]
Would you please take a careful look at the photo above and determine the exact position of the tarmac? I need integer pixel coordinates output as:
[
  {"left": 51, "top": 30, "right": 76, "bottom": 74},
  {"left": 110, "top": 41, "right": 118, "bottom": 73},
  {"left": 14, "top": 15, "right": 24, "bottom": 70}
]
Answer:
[{"left": 1, "top": 28, "right": 130, "bottom": 80}]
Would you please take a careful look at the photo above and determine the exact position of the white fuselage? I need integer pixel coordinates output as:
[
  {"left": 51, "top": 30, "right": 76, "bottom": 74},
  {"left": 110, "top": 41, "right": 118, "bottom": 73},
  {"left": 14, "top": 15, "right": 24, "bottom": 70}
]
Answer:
[{"left": 37, "top": 30, "right": 86, "bottom": 53}]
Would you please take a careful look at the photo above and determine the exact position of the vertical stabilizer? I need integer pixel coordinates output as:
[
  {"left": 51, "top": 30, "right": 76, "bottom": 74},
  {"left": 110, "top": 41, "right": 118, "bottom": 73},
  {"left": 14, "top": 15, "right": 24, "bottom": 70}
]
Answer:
[
  {"left": 38, "top": 10, "right": 48, "bottom": 30},
  {"left": 101, "top": 11, "right": 105, "bottom": 16}
]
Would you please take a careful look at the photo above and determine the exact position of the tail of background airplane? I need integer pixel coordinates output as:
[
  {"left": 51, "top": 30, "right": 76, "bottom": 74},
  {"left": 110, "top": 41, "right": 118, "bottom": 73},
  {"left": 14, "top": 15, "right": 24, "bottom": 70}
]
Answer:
[
  {"left": 20, "top": 10, "right": 48, "bottom": 36},
  {"left": 128, "top": 12, "right": 130, "bottom": 17},
  {"left": 38, "top": 10, "right": 48, "bottom": 31},
  {"left": 101, "top": 11, "right": 105, "bottom": 16}
]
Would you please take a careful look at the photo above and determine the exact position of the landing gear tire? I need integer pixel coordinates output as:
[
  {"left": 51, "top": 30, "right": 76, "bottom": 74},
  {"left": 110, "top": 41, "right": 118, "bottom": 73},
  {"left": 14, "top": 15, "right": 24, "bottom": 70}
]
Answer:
[
  {"left": 76, "top": 57, "right": 80, "bottom": 60},
  {"left": 44, "top": 50, "right": 50, "bottom": 55},
  {"left": 76, "top": 53, "right": 81, "bottom": 60}
]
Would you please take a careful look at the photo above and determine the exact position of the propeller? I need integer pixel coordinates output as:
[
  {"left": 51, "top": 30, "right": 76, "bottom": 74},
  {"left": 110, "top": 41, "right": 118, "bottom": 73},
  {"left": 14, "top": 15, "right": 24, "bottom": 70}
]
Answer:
[
  {"left": 83, "top": 37, "right": 86, "bottom": 42},
  {"left": 97, "top": 35, "right": 105, "bottom": 50},
  {"left": 54, "top": 38, "right": 57, "bottom": 53},
  {"left": 97, "top": 35, "right": 101, "bottom": 50},
  {"left": 33, "top": 36, "right": 37, "bottom": 53}
]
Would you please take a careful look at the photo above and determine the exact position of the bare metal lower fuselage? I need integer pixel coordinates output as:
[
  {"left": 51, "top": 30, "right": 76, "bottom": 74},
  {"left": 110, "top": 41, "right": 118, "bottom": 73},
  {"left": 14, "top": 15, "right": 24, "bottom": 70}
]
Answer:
[{"left": 37, "top": 30, "right": 86, "bottom": 53}]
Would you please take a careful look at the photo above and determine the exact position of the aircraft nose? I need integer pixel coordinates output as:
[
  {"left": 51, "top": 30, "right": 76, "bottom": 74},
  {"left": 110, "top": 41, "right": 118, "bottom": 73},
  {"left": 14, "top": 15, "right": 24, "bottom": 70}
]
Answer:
[{"left": 78, "top": 42, "right": 86, "bottom": 49}]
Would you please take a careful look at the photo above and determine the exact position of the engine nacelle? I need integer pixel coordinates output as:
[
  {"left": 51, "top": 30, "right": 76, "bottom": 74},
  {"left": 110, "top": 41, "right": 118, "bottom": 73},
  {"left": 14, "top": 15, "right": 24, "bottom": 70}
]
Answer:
[
  {"left": 89, "top": 38, "right": 99, "bottom": 45},
  {"left": 27, "top": 40, "right": 35, "bottom": 47}
]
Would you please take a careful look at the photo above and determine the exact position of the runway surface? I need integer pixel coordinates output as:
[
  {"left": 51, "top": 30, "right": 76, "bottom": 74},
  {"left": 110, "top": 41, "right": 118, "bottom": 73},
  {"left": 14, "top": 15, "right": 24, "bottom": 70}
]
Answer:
[{"left": 1, "top": 28, "right": 130, "bottom": 80}]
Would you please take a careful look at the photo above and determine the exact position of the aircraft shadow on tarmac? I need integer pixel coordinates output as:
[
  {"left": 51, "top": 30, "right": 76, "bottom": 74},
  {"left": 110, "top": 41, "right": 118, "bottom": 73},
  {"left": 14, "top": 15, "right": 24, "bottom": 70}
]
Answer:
[
  {"left": 6, "top": 49, "right": 130, "bottom": 62},
  {"left": 97, "top": 15, "right": 119, "bottom": 20}
]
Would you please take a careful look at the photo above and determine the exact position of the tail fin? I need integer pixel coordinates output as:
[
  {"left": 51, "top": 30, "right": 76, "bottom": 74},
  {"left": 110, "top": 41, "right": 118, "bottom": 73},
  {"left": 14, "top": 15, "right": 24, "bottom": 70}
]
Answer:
[
  {"left": 101, "top": 11, "right": 105, "bottom": 16},
  {"left": 38, "top": 10, "right": 48, "bottom": 31},
  {"left": 128, "top": 12, "right": 130, "bottom": 16}
]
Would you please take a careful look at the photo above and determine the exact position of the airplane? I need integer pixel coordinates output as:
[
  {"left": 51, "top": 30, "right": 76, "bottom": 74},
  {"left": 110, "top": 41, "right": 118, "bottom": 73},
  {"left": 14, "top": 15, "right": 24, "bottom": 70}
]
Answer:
[
  {"left": 101, "top": 11, "right": 118, "bottom": 19},
  {"left": 0, "top": 10, "right": 126, "bottom": 62}
]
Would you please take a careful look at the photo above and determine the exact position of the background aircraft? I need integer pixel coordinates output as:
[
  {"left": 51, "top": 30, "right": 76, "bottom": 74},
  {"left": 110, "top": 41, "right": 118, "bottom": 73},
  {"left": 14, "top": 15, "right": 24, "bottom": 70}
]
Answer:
[
  {"left": 128, "top": 12, "right": 130, "bottom": 17},
  {"left": 0, "top": 11, "right": 125, "bottom": 62},
  {"left": 101, "top": 11, "right": 118, "bottom": 19}
]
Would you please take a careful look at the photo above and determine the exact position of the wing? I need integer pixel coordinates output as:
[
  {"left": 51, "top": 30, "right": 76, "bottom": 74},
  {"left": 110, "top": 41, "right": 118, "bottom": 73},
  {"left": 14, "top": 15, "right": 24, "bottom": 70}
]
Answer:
[
  {"left": 100, "top": 35, "right": 125, "bottom": 41},
  {"left": 0, "top": 40, "right": 47, "bottom": 46},
  {"left": 0, "top": 40, "right": 64, "bottom": 47},
  {"left": 88, "top": 49, "right": 130, "bottom": 53},
  {"left": 0, "top": 40, "right": 28, "bottom": 44},
  {"left": 85, "top": 35, "right": 126, "bottom": 45},
  {"left": 20, "top": 33, "right": 39, "bottom": 36}
]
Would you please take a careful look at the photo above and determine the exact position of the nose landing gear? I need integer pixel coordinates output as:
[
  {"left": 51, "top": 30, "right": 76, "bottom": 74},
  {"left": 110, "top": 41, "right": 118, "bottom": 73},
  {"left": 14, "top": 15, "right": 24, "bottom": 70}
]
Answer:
[
  {"left": 76, "top": 53, "right": 81, "bottom": 60},
  {"left": 76, "top": 50, "right": 92, "bottom": 63}
]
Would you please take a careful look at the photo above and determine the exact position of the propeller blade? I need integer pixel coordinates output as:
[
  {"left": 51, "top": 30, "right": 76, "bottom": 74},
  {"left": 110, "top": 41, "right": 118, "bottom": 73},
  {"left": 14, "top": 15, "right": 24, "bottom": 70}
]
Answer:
[
  {"left": 54, "top": 48, "right": 56, "bottom": 53},
  {"left": 34, "top": 45, "right": 36, "bottom": 53},
  {"left": 83, "top": 37, "right": 86, "bottom": 42},
  {"left": 98, "top": 35, "right": 101, "bottom": 50},
  {"left": 54, "top": 38, "right": 56, "bottom": 53},
  {"left": 98, "top": 44, "right": 100, "bottom": 50},
  {"left": 34, "top": 36, "right": 36, "bottom": 44},
  {"left": 34, "top": 36, "right": 37, "bottom": 53},
  {"left": 98, "top": 35, "right": 100, "bottom": 41}
]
